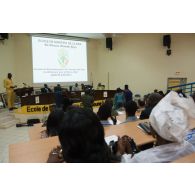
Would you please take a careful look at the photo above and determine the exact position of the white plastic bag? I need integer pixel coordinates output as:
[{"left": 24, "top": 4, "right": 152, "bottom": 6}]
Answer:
[{"left": 149, "top": 91, "right": 195, "bottom": 143}]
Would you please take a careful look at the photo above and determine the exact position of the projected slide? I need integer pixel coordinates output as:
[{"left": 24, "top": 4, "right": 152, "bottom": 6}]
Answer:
[{"left": 32, "top": 36, "right": 87, "bottom": 83}]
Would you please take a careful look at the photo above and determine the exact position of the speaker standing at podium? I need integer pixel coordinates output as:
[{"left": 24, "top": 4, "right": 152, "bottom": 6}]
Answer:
[{"left": 4, "top": 73, "right": 17, "bottom": 110}]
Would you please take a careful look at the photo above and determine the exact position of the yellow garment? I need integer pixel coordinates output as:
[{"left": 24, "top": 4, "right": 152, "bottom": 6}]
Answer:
[{"left": 4, "top": 78, "right": 15, "bottom": 108}]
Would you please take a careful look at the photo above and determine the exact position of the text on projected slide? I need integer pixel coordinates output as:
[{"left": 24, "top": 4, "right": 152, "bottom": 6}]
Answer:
[{"left": 32, "top": 36, "right": 87, "bottom": 83}]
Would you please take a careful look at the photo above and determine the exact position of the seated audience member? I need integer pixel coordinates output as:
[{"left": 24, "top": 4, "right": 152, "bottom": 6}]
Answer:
[
  {"left": 191, "top": 92, "right": 195, "bottom": 102},
  {"left": 44, "top": 109, "right": 65, "bottom": 137},
  {"left": 48, "top": 108, "right": 138, "bottom": 163},
  {"left": 137, "top": 99, "right": 145, "bottom": 109},
  {"left": 53, "top": 108, "right": 112, "bottom": 162},
  {"left": 123, "top": 101, "right": 138, "bottom": 123},
  {"left": 158, "top": 90, "right": 165, "bottom": 97},
  {"left": 97, "top": 103, "right": 116, "bottom": 126},
  {"left": 62, "top": 97, "right": 73, "bottom": 112},
  {"left": 81, "top": 89, "right": 94, "bottom": 110},
  {"left": 54, "top": 84, "right": 63, "bottom": 108},
  {"left": 176, "top": 89, "right": 187, "bottom": 97},
  {"left": 165, "top": 90, "right": 171, "bottom": 96},
  {"left": 47, "top": 108, "right": 139, "bottom": 163},
  {"left": 104, "top": 98, "right": 118, "bottom": 117},
  {"left": 140, "top": 93, "right": 163, "bottom": 120},
  {"left": 72, "top": 83, "right": 80, "bottom": 91},
  {"left": 113, "top": 88, "right": 126, "bottom": 110},
  {"left": 124, "top": 85, "right": 133, "bottom": 102},
  {"left": 121, "top": 91, "right": 195, "bottom": 163},
  {"left": 41, "top": 84, "right": 52, "bottom": 93}
]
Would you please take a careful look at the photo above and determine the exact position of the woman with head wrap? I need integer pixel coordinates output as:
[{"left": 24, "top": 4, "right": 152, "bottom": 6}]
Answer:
[{"left": 121, "top": 91, "right": 195, "bottom": 163}]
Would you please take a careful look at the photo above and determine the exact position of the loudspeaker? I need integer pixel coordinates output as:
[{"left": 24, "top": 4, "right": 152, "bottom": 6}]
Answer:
[
  {"left": 163, "top": 35, "right": 171, "bottom": 48},
  {"left": 0, "top": 33, "right": 9, "bottom": 40},
  {"left": 106, "top": 37, "right": 112, "bottom": 50},
  {"left": 167, "top": 49, "right": 171, "bottom": 56}
]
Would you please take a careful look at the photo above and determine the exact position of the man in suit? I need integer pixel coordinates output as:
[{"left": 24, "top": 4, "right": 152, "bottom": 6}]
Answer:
[{"left": 41, "top": 84, "right": 52, "bottom": 93}]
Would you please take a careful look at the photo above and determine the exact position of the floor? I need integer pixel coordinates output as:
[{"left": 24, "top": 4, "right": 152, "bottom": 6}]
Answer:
[{"left": 0, "top": 109, "right": 30, "bottom": 163}]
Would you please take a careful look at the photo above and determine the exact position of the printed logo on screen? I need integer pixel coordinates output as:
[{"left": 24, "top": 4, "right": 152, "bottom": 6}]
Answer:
[{"left": 57, "top": 49, "right": 69, "bottom": 67}]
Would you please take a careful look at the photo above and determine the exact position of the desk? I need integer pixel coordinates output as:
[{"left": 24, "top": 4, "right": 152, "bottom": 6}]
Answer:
[
  {"left": 21, "top": 90, "right": 116, "bottom": 106},
  {"left": 28, "top": 114, "right": 127, "bottom": 141},
  {"left": 29, "top": 123, "right": 45, "bottom": 140},
  {"left": 104, "top": 120, "right": 155, "bottom": 146},
  {"left": 9, "top": 136, "right": 59, "bottom": 163},
  {"left": 172, "top": 152, "right": 195, "bottom": 163},
  {"left": 190, "top": 119, "right": 195, "bottom": 130},
  {"left": 10, "top": 120, "right": 155, "bottom": 162}
]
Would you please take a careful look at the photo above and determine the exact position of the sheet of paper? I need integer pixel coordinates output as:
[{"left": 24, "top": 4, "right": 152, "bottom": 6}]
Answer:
[
  {"left": 35, "top": 96, "right": 40, "bottom": 104},
  {"left": 105, "top": 135, "right": 118, "bottom": 145},
  {"left": 117, "top": 111, "right": 125, "bottom": 115},
  {"left": 103, "top": 91, "right": 108, "bottom": 98},
  {"left": 108, "top": 119, "right": 122, "bottom": 125}
]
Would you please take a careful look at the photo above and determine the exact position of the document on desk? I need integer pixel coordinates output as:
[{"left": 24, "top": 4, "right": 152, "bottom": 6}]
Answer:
[
  {"left": 35, "top": 96, "right": 40, "bottom": 104},
  {"left": 137, "top": 122, "right": 151, "bottom": 135},
  {"left": 108, "top": 119, "right": 122, "bottom": 125},
  {"left": 117, "top": 111, "right": 125, "bottom": 115},
  {"left": 105, "top": 135, "right": 118, "bottom": 145}
]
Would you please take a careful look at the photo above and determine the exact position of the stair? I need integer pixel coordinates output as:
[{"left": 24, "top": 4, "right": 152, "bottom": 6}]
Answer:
[{"left": 0, "top": 110, "right": 19, "bottom": 129}]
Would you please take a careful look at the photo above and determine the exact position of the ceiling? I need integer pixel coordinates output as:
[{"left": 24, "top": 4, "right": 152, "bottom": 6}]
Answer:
[{"left": 57, "top": 33, "right": 105, "bottom": 39}]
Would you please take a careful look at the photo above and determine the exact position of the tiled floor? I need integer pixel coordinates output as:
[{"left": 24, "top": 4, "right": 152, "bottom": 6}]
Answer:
[{"left": 0, "top": 109, "right": 30, "bottom": 163}]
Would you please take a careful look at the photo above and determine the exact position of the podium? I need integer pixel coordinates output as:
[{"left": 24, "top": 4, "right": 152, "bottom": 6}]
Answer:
[{"left": 14, "top": 87, "right": 34, "bottom": 97}]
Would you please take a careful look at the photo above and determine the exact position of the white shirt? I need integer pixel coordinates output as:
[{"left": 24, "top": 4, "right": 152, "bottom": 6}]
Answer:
[{"left": 121, "top": 141, "right": 195, "bottom": 163}]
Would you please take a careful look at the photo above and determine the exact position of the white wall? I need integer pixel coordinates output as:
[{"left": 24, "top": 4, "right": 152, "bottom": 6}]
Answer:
[
  {"left": 1, "top": 33, "right": 195, "bottom": 96},
  {"left": 94, "top": 34, "right": 195, "bottom": 95},
  {"left": 0, "top": 35, "right": 15, "bottom": 92},
  {"left": 12, "top": 34, "right": 97, "bottom": 89}
]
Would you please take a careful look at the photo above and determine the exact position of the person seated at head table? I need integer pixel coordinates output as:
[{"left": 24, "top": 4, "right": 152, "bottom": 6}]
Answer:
[
  {"left": 97, "top": 103, "right": 117, "bottom": 126},
  {"left": 41, "top": 84, "right": 52, "bottom": 93},
  {"left": 41, "top": 109, "right": 64, "bottom": 138},
  {"left": 97, "top": 82, "right": 105, "bottom": 90},
  {"left": 72, "top": 83, "right": 80, "bottom": 91},
  {"left": 140, "top": 92, "right": 163, "bottom": 120},
  {"left": 47, "top": 108, "right": 137, "bottom": 163},
  {"left": 113, "top": 88, "right": 126, "bottom": 110},
  {"left": 123, "top": 101, "right": 138, "bottom": 123},
  {"left": 122, "top": 91, "right": 195, "bottom": 163},
  {"left": 81, "top": 83, "right": 85, "bottom": 91}
]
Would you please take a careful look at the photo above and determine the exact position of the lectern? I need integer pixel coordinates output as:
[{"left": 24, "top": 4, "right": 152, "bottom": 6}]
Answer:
[{"left": 14, "top": 87, "right": 34, "bottom": 97}]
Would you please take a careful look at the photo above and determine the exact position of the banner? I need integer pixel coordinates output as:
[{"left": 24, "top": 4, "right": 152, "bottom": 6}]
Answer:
[{"left": 14, "top": 105, "right": 51, "bottom": 114}]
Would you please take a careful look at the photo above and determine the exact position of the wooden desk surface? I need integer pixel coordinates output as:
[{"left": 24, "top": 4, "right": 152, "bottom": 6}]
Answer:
[
  {"left": 10, "top": 119, "right": 155, "bottom": 163},
  {"left": 172, "top": 152, "right": 195, "bottom": 163},
  {"left": 190, "top": 119, "right": 195, "bottom": 130},
  {"left": 28, "top": 114, "right": 127, "bottom": 141},
  {"left": 9, "top": 136, "right": 59, "bottom": 163},
  {"left": 104, "top": 119, "right": 155, "bottom": 146},
  {"left": 29, "top": 123, "right": 46, "bottom": 140}
]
